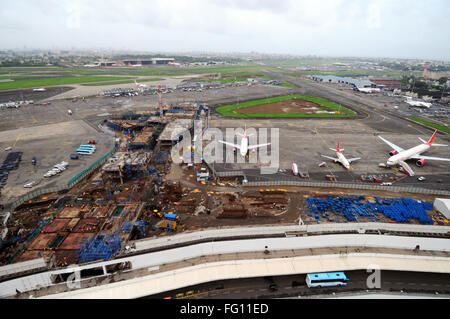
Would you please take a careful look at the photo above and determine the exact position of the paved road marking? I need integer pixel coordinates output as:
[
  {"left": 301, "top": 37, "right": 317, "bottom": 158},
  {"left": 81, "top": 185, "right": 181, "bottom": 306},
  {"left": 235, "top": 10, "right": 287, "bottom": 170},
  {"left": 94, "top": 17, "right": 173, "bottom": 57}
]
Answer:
[
  {"left": 25, "top": 108, "right": 38, "bottom": 123},
  {"left": 12, "top": 134, "right": 22, "bottom": 147}
]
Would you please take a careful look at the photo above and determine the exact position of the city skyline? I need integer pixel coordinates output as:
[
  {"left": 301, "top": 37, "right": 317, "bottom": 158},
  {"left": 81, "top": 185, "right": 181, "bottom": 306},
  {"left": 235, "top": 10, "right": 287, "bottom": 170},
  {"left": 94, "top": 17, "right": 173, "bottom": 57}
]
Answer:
[{"left": 1, "top": 0, "right": 449, "bottom": 61}]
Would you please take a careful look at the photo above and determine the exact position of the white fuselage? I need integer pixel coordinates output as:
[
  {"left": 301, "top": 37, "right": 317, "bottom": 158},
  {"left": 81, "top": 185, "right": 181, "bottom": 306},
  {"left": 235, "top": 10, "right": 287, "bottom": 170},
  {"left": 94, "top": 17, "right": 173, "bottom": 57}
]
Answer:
[
  {"left": 240, "top": 136, "right": 249, "bottom": 157},
  {"left": 406, "top": 100, "right": 432, "bottom": 108},
  {"left": 357, "top": 87, "right": 380, "bottom": 93},
  {"left": 337, "top": 152, "right": 351, "bottom": 169},
  {"left": 387, "top": 144, "right": 429, "bottom": 166},
  {"left": 292, "top": 163, "right": 298, "bottom": 175}
]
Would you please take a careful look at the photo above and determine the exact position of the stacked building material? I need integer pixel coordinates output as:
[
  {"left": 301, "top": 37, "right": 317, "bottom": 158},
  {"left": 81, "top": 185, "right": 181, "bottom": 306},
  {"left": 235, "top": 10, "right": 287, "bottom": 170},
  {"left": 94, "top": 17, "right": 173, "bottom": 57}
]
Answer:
[{"left": 77, "top": 234, "right": 122, "bottom": 263}]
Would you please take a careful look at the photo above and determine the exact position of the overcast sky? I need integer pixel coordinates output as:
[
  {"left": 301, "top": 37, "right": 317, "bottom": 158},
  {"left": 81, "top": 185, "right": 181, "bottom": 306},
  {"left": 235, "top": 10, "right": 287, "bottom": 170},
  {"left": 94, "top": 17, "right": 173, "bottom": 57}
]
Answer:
[{"left": 1, "top": 0, "right": 449, "bottom": 60}]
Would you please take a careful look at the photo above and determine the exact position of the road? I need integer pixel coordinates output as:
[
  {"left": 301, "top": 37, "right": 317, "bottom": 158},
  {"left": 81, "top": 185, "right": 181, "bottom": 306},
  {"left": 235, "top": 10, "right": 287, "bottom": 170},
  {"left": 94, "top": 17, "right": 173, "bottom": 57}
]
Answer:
[{"left": 147, "top": 270, "right": 450, "bottom": 299}]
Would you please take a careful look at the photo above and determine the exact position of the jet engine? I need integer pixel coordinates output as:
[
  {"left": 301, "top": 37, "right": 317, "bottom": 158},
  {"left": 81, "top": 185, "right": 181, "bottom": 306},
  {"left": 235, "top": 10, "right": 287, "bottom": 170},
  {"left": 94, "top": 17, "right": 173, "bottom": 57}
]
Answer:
[
  {"left": 416, "top": 159, "right": 426, "bottom": 167},
  {"left": 389, "top": 150, "right": 398, "bottom": 156}
]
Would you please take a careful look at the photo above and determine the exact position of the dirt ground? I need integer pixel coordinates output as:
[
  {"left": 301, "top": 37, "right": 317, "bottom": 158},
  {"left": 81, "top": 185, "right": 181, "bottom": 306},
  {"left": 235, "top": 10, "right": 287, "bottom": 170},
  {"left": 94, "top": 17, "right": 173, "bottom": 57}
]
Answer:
[{"left": 236, "top": 99, "right": 325, "bottom": 114}]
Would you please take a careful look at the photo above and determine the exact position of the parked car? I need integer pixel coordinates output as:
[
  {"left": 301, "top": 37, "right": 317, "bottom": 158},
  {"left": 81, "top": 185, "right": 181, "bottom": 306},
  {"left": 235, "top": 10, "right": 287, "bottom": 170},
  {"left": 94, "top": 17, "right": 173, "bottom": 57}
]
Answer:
[
  {"left": 88, "top": 140, "right": 96, "bottom": 145},
  {"left": 418, "top": 176, "right": 426, "bottom": 181},
  {"left": 32, "top": 156, "right": 36, "bottom": 165},
  {"left": 24, "top": 182, "right": 35, "bottom": 188},
  {"left": 70, "top": 154, "right": 79, "bottom": 160}
]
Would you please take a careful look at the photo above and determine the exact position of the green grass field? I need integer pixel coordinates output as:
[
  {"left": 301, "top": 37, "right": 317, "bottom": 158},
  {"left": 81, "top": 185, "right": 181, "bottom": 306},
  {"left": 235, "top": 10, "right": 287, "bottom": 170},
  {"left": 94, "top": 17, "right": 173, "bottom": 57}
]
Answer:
[
  {"left": 83, "top": 78, "right": 164, "bottom": 86},
  {"left": 0, "top": 76, "right": 133, "bottom": 90},
  {"left": 406, "top": 117, "right": 450, "bottom": 134},
  {"left": 275, "top": 81, "right": 297, "bottom": 88},
  {"left": 198, "top": 74, "right": 271, "bottom": 85},
  {"left": 295, "top": 69, "right": 408, "bottom": 78},
  {"left": 216, "top": 94, "right": 355, "bottom": 118}
]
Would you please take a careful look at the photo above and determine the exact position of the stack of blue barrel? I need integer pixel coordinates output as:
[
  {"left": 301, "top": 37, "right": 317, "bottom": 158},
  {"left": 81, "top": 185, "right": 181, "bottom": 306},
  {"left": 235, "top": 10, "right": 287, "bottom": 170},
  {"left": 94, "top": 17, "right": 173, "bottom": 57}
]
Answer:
[{"left": 306, "top": 195, "right": 434, "bottom": 224}]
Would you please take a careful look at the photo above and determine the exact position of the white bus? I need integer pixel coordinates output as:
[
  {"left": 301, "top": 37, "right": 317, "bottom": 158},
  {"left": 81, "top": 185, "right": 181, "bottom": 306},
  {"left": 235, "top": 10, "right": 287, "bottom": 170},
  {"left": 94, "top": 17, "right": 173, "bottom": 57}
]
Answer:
[
  {"left": 76, "top": 149, "right": 94, "bottom": 155},
  {"left": 306, "top": 272, "right": 348, "bottom": 288}
]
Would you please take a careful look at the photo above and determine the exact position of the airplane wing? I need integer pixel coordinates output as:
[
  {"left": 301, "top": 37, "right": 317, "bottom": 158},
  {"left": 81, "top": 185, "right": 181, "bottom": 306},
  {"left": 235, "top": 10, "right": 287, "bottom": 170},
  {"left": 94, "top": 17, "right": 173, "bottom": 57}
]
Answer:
[
  {"left": 219, "top": 140, "right": 241, "bottom": 149},
  {"left": 347, "top": 157, "right": 361, "bottom": 163},
  {"left": 248, "top": 143, "right": 270, "bottom": 150},
  {"left": 378, "top": 136, "right": 404, "bottom": 152},
  {"left": 410, "top": 155, "right": 450, "bottom": 162},
  {"left": 321, "top": 155, "right": 338, "bottom": 161},
  {"left": 398, "top": 160, "right": 415, "bottom": 176}
]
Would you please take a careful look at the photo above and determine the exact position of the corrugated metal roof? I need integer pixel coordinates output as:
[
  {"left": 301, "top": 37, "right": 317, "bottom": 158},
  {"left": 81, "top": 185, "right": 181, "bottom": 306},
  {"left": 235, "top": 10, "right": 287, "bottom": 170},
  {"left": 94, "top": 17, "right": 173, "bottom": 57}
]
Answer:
[{"left": 312, "top": 75, "right": 372, "bottom": 87}]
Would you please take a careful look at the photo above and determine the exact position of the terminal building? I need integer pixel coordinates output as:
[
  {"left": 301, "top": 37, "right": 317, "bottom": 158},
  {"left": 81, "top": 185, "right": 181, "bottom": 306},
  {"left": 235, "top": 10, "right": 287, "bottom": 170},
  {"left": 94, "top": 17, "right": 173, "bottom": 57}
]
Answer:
[
  {"left": 123, "top": 58, "right": 175, "bottom": 66},
  {"left": 310, "top": 75, "right": 373, "bottom": 88}
]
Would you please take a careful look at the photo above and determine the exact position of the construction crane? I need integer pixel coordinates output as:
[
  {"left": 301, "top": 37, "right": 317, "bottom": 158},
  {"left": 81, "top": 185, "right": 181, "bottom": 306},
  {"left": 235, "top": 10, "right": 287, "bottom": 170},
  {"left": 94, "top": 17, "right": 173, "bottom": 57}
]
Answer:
[{"left": 158, "top": 84, "right": 166, "bottom": 120}]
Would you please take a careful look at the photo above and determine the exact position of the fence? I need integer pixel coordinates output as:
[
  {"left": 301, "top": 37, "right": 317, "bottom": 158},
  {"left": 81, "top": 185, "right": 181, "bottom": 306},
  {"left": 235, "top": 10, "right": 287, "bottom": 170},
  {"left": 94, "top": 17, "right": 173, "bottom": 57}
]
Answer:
[
  {"left": 68, "top": 145, "right": 116, "bottom": 188},
  {"left": 204, "top": 161, "right": 450, "bottom": 196},
  {"left": 9, "top": 185, "right": 69, "bottom": 212},
  {"left": 243, "top": 180, "right": 450, "bottom": 196},
  {"left": 7, "top": 145, "right": 117, "bottom": 213}
]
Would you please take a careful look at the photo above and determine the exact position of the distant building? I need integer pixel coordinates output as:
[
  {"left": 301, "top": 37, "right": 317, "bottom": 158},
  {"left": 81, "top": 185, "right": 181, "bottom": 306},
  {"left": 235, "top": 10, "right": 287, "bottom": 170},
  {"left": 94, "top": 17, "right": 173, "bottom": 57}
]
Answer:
[
  {"left": 84, "top": 61, "right": 115, "bottom": 67},
  {"left": 370, "top": 79, "right": 403, "bottom": 88},
  {"left": 310, "top": 75, "right": 372, "bottom": 87},
  {"left": 122, "top": 58, "right": 175, "bottom": 66}
]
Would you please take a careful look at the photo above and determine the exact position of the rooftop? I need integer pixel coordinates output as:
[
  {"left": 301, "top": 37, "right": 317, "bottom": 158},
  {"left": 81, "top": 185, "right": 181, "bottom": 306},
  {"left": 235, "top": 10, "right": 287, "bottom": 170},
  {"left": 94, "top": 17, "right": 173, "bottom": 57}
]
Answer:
[{"left": 158, "top": 119, "right": 192, "bottom": 142}]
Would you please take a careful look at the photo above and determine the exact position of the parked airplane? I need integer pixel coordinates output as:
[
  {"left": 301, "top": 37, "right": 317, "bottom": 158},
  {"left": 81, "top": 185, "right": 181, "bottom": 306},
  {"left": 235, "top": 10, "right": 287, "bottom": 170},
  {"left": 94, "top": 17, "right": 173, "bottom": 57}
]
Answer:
[
  {"left": 134, "top": 80, "right": 147, "bottom": 88},
  {"left": 405, "top": 97, "right": 432, "bottom": 108},
  {"left": 352, "top": 84, "right": 380, "bottom": 94},
  {"left": 292, "top": 163, "right": 299, "bottom": 175},
  {"left": 219, "top": 125, "right": 271, "bottom": 157},
  {"left": 321, "top": 142, "right": 361, "bottom": 169},
  {"left": 378, "top": 130, "right": 450, "bottom": 176}
]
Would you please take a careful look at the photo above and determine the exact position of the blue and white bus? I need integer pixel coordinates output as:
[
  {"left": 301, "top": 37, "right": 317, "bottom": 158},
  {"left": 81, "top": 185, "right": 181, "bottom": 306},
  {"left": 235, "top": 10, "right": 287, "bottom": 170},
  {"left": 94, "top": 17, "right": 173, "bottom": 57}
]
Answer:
[
  {"left": 78, "top": 145, "right": 96, "bottom": 150},
  {"left": 77, "top": 145, "right": 95, "bottom": 152},
  {"left": 77, "top": 148, "right": 95, "bottom": 153},
  {"left": 306, "top": 272, "right": 348, "bottom": 288},
  {"left": 76, "top": 149, "right": 94, "bottom": 155}
]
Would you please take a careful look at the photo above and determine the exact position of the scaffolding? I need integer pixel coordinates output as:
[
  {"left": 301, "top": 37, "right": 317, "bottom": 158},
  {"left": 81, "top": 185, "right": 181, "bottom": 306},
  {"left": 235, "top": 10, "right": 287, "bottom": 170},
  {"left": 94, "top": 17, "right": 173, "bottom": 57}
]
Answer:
[{"left": 77, "top": 234, "right": 122, "bottom": 263}]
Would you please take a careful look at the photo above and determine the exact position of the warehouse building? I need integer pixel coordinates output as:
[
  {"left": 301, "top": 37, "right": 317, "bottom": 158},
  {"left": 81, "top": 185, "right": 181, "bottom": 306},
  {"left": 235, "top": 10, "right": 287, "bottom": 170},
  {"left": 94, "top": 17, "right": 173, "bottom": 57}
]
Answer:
[
  {"left": 310, "top": 75, "right": 373, "bottom": 88},
  {"left": 370, "top": 79, "right": 403, "bottom": 88},
  {"left": 123, "top": 58, "right": 175, "bottom": 66}
]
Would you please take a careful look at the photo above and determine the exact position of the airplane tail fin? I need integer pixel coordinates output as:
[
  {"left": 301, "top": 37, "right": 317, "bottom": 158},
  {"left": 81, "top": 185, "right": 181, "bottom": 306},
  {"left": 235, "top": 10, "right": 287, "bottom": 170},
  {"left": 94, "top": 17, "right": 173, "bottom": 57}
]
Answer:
[
  {"left": 423, "top": 131, "right": 448, "bottom": 146},
  {"left": 330, "top": 142, "right": 343, "bottom": 153},
  {"left": 427, "top": 130, "right": 438, "bottom": 145}
]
